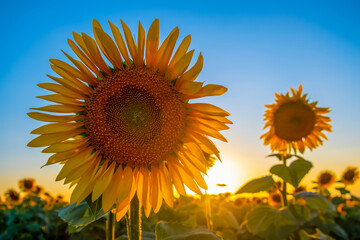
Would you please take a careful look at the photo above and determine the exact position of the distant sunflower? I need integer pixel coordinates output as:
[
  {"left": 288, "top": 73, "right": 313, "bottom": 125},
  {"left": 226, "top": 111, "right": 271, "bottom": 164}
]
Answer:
[
  {"left": 268, "top": 192, "right": 282, "bottom": 207},
  {"left": 18, "top": 178, "right": 36, "bottom": 192},
  {"left": 341, "top": 167, "right": 359, "bottom": 185},
  {"left": 5, "top": 189, "right": 21, "bottom": 205},
  {"left": 28, "top": 19, "right": 230, "bottom": 220},
  {"left": 261, "top": 84, "right": 332, "bottom": 155},
  {"left": 317, "top": 170, "right": 336, "bottom": 189}
]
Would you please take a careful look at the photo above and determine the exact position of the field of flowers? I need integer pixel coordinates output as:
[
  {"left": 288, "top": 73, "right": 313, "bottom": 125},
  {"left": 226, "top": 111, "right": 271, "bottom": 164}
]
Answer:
[{"left": 1, "top": 166, "right": 359, "bottom": 240}]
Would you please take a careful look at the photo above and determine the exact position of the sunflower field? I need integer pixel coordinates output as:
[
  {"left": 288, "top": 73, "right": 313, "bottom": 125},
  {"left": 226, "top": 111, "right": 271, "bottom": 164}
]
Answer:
[
  {"left": 0, "top": 14, "right": 359, "bottom": 240},
  {"left": 0, "top": 166, "right": 359, "bottom": 240}
]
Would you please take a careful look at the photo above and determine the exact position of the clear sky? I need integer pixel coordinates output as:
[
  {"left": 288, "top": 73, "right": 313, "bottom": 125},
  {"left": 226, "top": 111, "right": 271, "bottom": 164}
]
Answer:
[{"left": 0, "top": 0, "right": 359, "bottom": 198}]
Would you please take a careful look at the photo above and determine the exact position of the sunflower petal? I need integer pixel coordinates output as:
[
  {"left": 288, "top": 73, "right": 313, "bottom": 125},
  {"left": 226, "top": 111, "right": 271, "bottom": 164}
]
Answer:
[
  {"left": 27, "top": 112, "right": 82, "bottom": 123},
  {"left": 168, "top": 50, "right": 194, "bottom": 81},
  {"left": 120, "top": 20, "right": 138, "bottom": 65},
  {"left": 108, "top": 20, "right": 132, "bottom": 66},
  {"left": 146, "top": 19, "right": 159, "bottom": 67}
]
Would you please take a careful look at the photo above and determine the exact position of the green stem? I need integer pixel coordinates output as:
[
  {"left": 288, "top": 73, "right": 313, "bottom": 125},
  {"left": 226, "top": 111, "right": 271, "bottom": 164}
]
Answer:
[
  {"left": 281, "top": 155, "right": 288, "bottom": 207},
  {"left": 106, "top": 211, "right": 115, "bottom": 240},
  {"left": 126, "top": 197, "right": 141, "bottom": 240}
]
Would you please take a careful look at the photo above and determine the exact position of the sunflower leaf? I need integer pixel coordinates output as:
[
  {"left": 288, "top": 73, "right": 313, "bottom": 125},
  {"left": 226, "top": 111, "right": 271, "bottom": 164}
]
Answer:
[
  {"left": 57, "top": 199, "right": 108, "bottom": 227},
  {"left": 235, "top": 175, "right": 275, "bottom": 194},
  {"left": 293, "top": 192, "right": 335, "bottom": 212},
  {"left": 247, "top": 206, "right": 297, "bottom": 240},
  {"left": 155, "top": 221, "right": 221, "bottom": 240},
  {"left": 270, "top": 159, "right": 312, "bottom": 188}
]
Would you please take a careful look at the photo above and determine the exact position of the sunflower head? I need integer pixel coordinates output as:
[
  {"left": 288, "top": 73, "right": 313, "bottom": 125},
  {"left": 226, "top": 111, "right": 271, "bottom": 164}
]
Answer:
[
  {"left": 268, "top": 192, "right": 282, "bottom": 207},
  {"left": 18, "top": 178, "right": 36, "bottom": 192},
  {"left": 341, "top": 167, "right": 359, "bottom": 185},
  {"left": 261, "top": 84, "right": 332, "bottom": 155},
  {"left": 317, "top": 170, "right": 336, "bottom": 189},
  {"left": 5, "top": 189, "right": 21, "bottom": 204},
  {"left": 293, "top": 185, "right": 307, "bottom": 193},
  {"left": 27, "top": 19, "right": 230, "bottom": 220}
]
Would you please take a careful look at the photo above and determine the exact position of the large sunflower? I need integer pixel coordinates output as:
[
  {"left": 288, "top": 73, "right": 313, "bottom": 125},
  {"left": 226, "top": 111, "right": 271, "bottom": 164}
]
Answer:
[
  {"left": 28, "top": 19, "right": 230, "bottom": 220},
  {"left": 261, "top": 84, "right": 331, "bottom": 155}
]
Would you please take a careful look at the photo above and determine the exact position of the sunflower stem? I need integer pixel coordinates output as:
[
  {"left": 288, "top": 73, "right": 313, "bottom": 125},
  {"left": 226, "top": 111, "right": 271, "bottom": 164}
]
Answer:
[
  {"left": 126, "top": 197, "right": 141, "bottom": 240},
  {"left": 106, "top": 211, "right": 115, "bottom": 240},
  {"left": 281, "top": 155, "right": 288, "bottom": 207}
]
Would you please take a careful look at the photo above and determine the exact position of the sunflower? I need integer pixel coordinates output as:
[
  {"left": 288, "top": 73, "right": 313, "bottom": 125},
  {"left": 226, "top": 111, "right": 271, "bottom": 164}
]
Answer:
[
  {"left": 18, "top": 178, "right": 36, "bottom": 192},
  {"left": 268, "top": 192, "right": 282, "bottom": 207},
  {"left": 341, "top": 166, "right": 359, "bottom": 185},
  {"left": 261, "top": 84, "right": 331, "bottom": 155},
  {"left": 28, "top": 19, "right": 230, "bottom": 220},
  {"left": 4, "top": 189, "right": 21, "bottom": 205},
  {"left": 317, "top": 170, "right": 336, "bottom": 189}
]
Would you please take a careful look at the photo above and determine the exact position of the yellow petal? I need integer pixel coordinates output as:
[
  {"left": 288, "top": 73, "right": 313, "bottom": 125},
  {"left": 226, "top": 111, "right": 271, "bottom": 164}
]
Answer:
[
  {"left": 31, "top": 104, "right": 84, "bottom": 113},
  {"left": 177, "top": 152, "right": 207, "bottom": 190},
  {"left": 50, "top": 65, "right": 91, "bottom": 95},
  {"left": 187, "top": 103, "right": 230, "bottom": 116},
  {"left": 168, "top": 50, "right": 194, "bottom": 81},
  {"left": 175, "top": 53, "right": 203, "bottom": 87},
  {"left": 43, "top": 147, "right": 88, "bottom": 167},
  {"left": 56, "top": 148, "right": 96, "bottom": 181},
  {"left": 181, "top": 148, "right": 207, "bottom": 173},
  {"left": 138, "top": 21, "right": 145, "bottom": 66},
  {"left": 50, "top": 58, "right": 91, "bottom": 85},
  {"left": 42, "top": 139, "right": 88, "bottom": 153},
  {"left": 187, "top": 84, "right": 227, "bottom": 99},
  {"left": 177, "top": 81, "right": 203, "bottom": 96},
  {"left": 146, "top": 19, "right": 159, "bottom": 67},
  {"left": 37, "top": 94, "right": 85, "bottom": 106},
  {"left": 92, "top": 162, "right": 116, "bottom": 201},
  {"left": 28, "top": 129, "right": 84, "bottom": 147},
  {"left": 102, "top": 167, "right": 123, "bottom": 212},
  {"left": 120, "top": 20, "right": 138, "bottom": 65},
  {"left": 188, "top": 116, "right": 229, "bottom": 131},
  {"left": 37, "top": 82, "right": 83, "bottom": 100},
  {"left": 166, "top": 157, "right": 186, "bottom": 196},
  {"left": 187, "top": 131, "right": 220, "bottom": 160},
  {"left": 159, "top": 164, "right": 174, "bottom": 207},
  {"left": 116, "top": 205, "right": 129, "bottom": 221},
  {"left": 46, "top": 74, "right": 88, "bottom": 97},
  {"left": 189, "top": 111, "right": 233, "bottom": 124},
  {"left": 187, "top": 122, "right": 227, "bottom": 142},
  {"left": 67, "top": 38, "right": 103, "bottom": 77},
  {"left": 92, "top": 19, "right": 111, "bottom": 64},
  {"left": 61, "top": 50, "right": 98, "bottom": 86},
  {"left": 167, "top": 35, "right": 191, "bottom": 73},
  {"left": 27, "top": 112, "right": 82, "bottom": 123},
  {"left": 70, "top": 157, "right": 100, "bottom": 204},
  {"left": 117, "top": 166, "right": 133, "bottom": 203},
  {"left": 108, "top": 20, "right": 132, "bottom": 67},
  {"left": 94, "top": 27, "right": 123, "bottom": 69},
  {"left": 150, "top": 166, "right": 161, "bottom": 212},
  {"left": 31, "top": 122, "right": 84, "bottom": 134},
  {"left": 81, "top": 33, "right": 111, "bottom": 75},
  {"left": 155, "top": 27, "right": 179, "bottom": 73}
]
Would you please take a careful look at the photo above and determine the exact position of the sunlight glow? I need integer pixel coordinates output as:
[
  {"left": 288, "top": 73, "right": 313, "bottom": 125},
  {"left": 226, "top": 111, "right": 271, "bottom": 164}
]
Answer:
[{"left": 204, "top": 155, "right": 246, "bottom": 195}]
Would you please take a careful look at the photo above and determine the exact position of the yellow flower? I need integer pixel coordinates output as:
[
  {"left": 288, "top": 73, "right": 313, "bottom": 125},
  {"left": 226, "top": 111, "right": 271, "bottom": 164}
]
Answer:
[
  {"left": 317, "top": 170, "right": 336, "bottom": 189},
  {"left": 28, "top": 19, "right": 230, "bottom": 220},
  {"left": 261, "top": 84, "right": 332, "bottom": 155},
  {"left": 18, "top": 178, "right": 36, "bottom": 192},
  {"left": 4, "top": 189, "right": 21, "bottom": 205},
  {"left": 341, "top": 166, "right": 359, "bottom": 185},
  {"left": 268, "top": 192, "right": 282, "bottom": 207}
]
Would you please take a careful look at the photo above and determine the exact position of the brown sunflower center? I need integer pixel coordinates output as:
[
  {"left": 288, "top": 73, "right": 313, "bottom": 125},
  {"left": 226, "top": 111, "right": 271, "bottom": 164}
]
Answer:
[
  {"left": 84, "top": 67, "right": 186, "bottom": 168},
  {"left": 274, "top": 101, "right": 316, "bottom": 141},
  {"left": 319, "top": 172, "right": 332, "bottom": 184}
]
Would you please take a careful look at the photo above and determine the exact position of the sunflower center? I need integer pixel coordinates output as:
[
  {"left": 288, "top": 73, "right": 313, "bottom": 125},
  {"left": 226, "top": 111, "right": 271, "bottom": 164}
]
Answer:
[
  {"left": 84, "top": 67, "right": 186, "bottom": 168},
  {"left": 274, "top": 101, "right": 316, "bottom": 141}
]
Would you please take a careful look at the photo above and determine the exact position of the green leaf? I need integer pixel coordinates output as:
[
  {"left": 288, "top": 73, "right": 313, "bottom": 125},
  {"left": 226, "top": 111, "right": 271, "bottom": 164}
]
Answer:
[
  {"left": 298, "top": 228, "right": 335, "bottom": 240},
  {"left": 235, "top": 175, "right": 275, "bottom": 194},
  {"left": 155, "top": 221, "right": 221, "bottom": 240},
  {"left": 287, "top": 203, "right": 311, "bottom": 226},
  {"left": 247, "top": 206, "right": 297, "bottom": 240},
  {"left": 57, "top": 199, "right": 108, "bottom": 227},
  {"left": 270, "top": 159, "right": 312, "bottom": 188},
  {"left": 293, "top": 192, "right": 335, "bottom": 212},
  {"left": 335, "top": 187, "right": 350, "bottom": 195}
]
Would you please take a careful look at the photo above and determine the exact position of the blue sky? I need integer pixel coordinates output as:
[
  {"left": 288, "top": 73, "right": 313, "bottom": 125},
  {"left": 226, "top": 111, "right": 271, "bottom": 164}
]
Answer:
[{"left": 0, "top": 0, "right": 359, "bottom": 197}]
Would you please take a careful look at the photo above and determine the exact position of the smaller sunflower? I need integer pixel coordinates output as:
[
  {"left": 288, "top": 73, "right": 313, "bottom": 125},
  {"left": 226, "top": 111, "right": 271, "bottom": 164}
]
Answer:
[
  {"left": 4, "top": 189, "right": 21, "bottom": 205},
  {"left": 317, "top": 170, "right": 336, "bottom": 189},
  {"left": 268, "top": 192, "right": 282, "bottom": 207},
  {"left": 261, "top": 84, "right": 332, "bottom": 155},
  {"left": 341, "top": 166, "right": 359, "bottom": 185},
  {"left": 293, "top": 185, "right": 307, "bottom": 193},
  {"left": 18, "top": 178, "right": 36, "bottom": 192}
]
